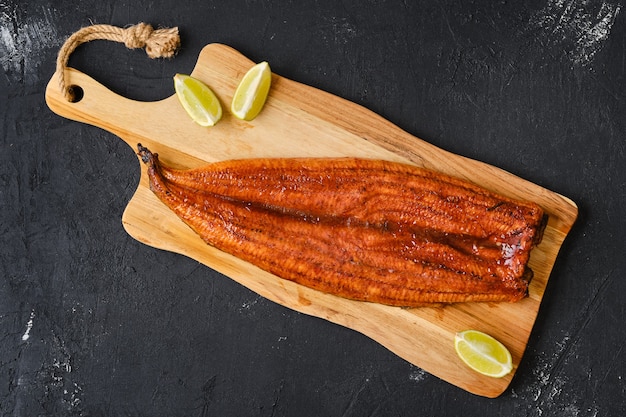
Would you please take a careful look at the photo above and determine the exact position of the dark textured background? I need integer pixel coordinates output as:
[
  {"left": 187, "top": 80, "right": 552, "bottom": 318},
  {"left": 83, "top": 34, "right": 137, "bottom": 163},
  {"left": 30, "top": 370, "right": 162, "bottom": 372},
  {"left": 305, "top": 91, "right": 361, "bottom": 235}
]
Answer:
[{"left": 1, "top": 0, "right": 625, "bottom": 416}]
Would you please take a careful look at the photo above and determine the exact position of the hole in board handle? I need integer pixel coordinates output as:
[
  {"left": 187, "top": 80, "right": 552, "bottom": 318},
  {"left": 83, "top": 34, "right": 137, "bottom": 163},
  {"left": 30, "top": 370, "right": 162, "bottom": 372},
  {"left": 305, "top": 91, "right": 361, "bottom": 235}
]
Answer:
[{"left": 68, "top": 85, "right": 84, "bottom": 103}]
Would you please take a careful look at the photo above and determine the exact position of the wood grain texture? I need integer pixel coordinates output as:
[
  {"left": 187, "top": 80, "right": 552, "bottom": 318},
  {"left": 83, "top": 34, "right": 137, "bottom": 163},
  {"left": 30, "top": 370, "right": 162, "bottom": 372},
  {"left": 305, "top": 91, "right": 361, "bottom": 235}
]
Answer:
[{"left": 45, "top": 43, "right": 577, "bottom": 397}]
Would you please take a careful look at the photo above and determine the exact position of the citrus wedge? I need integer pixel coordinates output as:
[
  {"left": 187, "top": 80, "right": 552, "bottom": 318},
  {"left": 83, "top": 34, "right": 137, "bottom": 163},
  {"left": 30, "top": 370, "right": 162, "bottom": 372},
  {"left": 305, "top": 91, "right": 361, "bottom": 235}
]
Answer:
[
  {"left": 231, "top": 61, "right": 272, "bottom": 121},
  {"left": 174, "top": 73, "right": 222, "bottom": 126},
  {"left": 454, "top": 330, "right": 513, "bottom": 378}
]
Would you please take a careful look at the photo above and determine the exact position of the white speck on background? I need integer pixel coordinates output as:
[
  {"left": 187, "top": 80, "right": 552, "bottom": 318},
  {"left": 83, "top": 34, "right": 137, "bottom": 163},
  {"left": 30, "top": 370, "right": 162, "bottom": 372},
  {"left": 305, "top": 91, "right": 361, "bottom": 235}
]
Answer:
[
  {"left": 53, "top": 357, "right": 72, "bottom": 374},
  {"left": 65, "top": 382, "right": 83, "bottom": 409},
  {"left": 21, "top": 310, "right": 35, "bottom": 341},
  {"left": 321, "top": 16, "right": 357, "bottom": 46},
  {"left": 0, "top": 5, "right": 59, "bottom": 82},
  {"left": 563, "top": 404, "right": 581, "bottom": 417},
  {"left": 511, "top": 332, "right": 601, "bottom": 416},
  {"left": 528, "top": 0, "right": 621, "bottom": 67},
  {"left": 44, "top": 330, "right": 86, "bottom": 414},
  {"left": 408, "top": 366, "right": 427, "bottom": 383},
  {"left": 241, "top": 298, "right": 258, "bottom": 310}
]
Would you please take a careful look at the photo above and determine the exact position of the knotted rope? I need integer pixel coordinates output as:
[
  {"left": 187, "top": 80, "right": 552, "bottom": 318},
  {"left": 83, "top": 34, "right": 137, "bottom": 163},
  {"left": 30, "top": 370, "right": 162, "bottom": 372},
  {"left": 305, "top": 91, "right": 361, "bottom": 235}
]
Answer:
[{"left": 56, "top": 22, "right": 180, "bottom": 101}]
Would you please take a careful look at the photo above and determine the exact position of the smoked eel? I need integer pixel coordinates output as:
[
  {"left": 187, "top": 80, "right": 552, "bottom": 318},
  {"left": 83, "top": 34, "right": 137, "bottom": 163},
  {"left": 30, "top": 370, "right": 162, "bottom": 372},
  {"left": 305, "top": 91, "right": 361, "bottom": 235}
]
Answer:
[{"left": 137, "top": 144, "right": 547, "bottom": 307}]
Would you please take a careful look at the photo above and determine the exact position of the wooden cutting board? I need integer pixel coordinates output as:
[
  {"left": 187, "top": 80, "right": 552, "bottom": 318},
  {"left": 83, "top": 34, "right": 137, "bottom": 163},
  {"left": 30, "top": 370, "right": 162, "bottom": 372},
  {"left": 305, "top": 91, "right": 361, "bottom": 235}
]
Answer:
[{"left": 45, "top": 43, "right": 578, "bottom": 397}]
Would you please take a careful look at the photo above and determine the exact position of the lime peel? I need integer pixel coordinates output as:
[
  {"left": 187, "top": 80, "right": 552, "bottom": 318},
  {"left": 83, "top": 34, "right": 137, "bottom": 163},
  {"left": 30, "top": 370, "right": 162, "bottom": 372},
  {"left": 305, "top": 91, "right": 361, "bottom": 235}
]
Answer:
[
  {"left": 231, "top": 61, "right": 272, "bottom": 121},
  {"left": 173, "top": 73, "right": 223, "bottom": 127},
  {"left": 454, "top": 330, "right": 513, "bottom": 378}
]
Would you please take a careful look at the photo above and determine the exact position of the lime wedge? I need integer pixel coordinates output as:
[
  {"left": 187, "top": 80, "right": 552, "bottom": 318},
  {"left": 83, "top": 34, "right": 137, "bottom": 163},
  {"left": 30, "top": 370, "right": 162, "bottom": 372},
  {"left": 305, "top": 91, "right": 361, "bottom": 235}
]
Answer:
[
  {"left": 231, "top": 61, "right": 272, "bottom": 121},
  {"left": 174, "top": 73, "right": 222, "bottom": 126},
  {"left": 454, "top": 330, "right": 513, "bottom": 378}
]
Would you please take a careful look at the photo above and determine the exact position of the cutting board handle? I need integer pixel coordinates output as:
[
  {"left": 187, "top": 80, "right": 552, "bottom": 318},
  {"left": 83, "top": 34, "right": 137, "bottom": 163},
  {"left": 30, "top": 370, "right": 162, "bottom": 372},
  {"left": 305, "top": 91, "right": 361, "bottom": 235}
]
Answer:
[
  {"left": 45, "top": 67, "right": 181, "bottom": 150},
  {"left": 47, "top": 22, "right": 182, "bottom": 149}
]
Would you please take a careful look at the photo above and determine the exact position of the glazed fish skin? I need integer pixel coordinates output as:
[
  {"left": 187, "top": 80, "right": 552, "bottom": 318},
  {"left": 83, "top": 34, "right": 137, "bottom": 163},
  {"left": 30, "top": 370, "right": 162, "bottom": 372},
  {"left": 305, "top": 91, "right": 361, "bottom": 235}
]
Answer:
[
  {"left": 159, "top": 157, "right": 542, "bottom": 242},
  {"left": 137, "top": 144, "right": 546, "bottom": 307}
]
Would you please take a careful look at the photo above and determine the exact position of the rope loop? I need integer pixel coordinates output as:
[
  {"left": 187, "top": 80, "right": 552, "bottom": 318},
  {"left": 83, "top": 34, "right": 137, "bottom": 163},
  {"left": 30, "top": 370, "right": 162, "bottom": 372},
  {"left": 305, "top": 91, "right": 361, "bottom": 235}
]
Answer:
[{"left": 56, "top": 22, "right": 180, "bottom": 101}]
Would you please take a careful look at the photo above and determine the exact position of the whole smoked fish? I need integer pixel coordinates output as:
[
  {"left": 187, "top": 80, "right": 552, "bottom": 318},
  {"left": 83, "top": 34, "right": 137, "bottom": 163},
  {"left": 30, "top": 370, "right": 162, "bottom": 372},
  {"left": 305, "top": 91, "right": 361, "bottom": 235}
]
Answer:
[{"left": 137, "top": 144, "right": 547, "bottom": 307}]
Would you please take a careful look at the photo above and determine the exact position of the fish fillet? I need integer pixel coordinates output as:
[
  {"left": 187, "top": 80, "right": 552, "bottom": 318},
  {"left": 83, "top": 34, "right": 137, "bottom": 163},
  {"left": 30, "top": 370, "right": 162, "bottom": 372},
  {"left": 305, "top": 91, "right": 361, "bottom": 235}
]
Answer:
[{"left": 137, "top": 144, "right": 547, "bottom": 307}]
